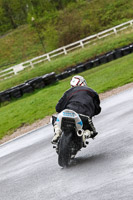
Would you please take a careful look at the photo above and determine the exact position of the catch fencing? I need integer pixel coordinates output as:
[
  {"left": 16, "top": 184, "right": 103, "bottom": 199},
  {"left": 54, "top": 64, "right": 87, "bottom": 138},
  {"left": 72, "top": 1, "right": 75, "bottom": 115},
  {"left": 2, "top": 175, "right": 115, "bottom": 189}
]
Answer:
[{"left": 0, "top": 19, "right": 133, "bottom": 80}]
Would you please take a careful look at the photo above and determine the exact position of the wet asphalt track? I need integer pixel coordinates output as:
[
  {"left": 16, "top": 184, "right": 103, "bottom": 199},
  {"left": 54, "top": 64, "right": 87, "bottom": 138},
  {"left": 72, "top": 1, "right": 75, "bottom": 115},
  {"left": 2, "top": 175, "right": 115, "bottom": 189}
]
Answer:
[{"left": 0, "top": 87, "right": 133, "bottom": 200}]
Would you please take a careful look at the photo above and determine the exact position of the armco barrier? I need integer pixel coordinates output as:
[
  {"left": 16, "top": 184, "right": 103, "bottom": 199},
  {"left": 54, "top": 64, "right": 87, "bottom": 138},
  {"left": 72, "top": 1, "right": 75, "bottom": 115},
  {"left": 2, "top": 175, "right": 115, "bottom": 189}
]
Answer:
[{"left": 0, "top": 44, "right": 133, "bottom": 104}]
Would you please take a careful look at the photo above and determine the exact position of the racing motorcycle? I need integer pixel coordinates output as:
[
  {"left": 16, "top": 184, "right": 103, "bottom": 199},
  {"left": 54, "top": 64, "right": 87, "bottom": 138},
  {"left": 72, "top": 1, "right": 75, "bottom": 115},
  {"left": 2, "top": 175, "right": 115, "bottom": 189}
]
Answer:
[{"left": 52, "top": 109, "right": 91, "bottom": 167}]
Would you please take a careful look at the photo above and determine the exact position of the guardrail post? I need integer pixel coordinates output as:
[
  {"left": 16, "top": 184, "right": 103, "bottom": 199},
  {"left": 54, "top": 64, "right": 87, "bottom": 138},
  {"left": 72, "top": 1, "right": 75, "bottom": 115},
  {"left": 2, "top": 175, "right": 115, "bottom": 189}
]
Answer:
[
  {"left": 13, "top": 68, "right": 17, "bottom": 75},
  {"left": 80, "top": 41, "right": 84, "bottom": 48},
  {"left": 47, "top": 54, "right": 51, "bottom": 61},
  {"left": 63, "top": 48, "right": 67, "bottom": 55},
  {"left": 130, "top": 21, "right": 133, "bottom": 27},
  {"left": 30, "top": 61, "right": 34, "bottom": 68},
  {"left": 113, "top": 28, "right": 117, "bottom": 34},
  {"left": 96, "top": 34, "right": 100, "bottom": 39}
]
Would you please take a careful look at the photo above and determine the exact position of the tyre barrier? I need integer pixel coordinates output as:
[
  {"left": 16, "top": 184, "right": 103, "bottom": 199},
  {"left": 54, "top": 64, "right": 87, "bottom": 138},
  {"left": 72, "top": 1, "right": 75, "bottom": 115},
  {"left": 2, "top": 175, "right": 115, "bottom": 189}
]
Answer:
[
  {"left": 130, "top": 44, "right": 133, "bottom": 52},
  {"left": 84, "top": 61, "right": 93, "bottom": 70},
  {"left": 114, "top": 48, "right": 123, "bottom": 59},
  {"left": 19, "top": 83, "right": 34, "bottom": 94},
  {"left": 106, "top": 51, "right": 115, "bottom": 62},
  {"left": 121, "top": 46, "right": 132, "bottom": 56},
  {"left": 57, "top": 43, "right": 133, "bottom": 80},
  {"left": 8, "top": 86, "right": 22, "bottom": 99},
  {"left": 75, "top": 64, "right": 85, "bottom": 73},
  {"left": 0, "top": 91, "right": 11, "bottom": 103},
  {"left": 68, "top": 67, "right": 77, "bottom": 75},
  {"left": 99, "top": 55, "right": 108, "bottom": 64},
  {"left": 0, "top": 43, "right": 133, "bottom": 104},
  {"left": 25, "top": 77, "right": 45, "bottom": 90},
  {"left": 91, "top": 58, "right": 100, "bottom": 67},
  {"left": 0, "top": 72, "right": 57, "bottom": 104},
  {"left": 42, "top": 72, "right": 58, "bottom": 85}
]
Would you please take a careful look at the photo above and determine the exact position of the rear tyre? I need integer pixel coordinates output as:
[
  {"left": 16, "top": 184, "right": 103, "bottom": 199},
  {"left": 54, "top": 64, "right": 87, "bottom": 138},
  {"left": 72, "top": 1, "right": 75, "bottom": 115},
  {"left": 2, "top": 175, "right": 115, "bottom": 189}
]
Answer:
[{"left": 58, "top": 132, "right": 72, "bottom": 167}]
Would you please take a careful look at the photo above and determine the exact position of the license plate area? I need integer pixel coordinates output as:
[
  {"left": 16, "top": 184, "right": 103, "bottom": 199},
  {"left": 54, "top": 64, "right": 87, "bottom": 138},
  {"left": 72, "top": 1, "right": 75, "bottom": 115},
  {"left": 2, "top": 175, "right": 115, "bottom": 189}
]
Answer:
[{"left": 61, "top": 117, "right": 75, "bottom": 131}]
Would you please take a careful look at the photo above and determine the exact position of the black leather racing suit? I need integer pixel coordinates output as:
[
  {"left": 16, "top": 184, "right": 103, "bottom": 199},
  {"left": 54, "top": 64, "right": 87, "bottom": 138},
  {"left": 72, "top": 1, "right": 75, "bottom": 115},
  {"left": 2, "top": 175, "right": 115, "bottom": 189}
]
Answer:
[{"left": 56, "top": 86, "right": 101, "bottom": 131}]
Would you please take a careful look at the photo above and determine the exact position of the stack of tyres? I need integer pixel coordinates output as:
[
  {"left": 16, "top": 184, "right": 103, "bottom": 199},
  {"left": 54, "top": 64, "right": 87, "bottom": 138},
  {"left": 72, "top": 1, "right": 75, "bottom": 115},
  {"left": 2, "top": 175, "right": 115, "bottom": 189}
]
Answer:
[
  {"left": 26, "top": 77, "right": 45, "bottom": 89},
  {"left": 19, "top": 83, "right": 34, "bottom": 95},
  {"left": 106, "top": 51, "right": 116, "bottom": 62},
  {"left": 75, "top": 64, "right": 85, "bottom": 73},
  {"left": 68, "top": 68, "right": 77, "bottom": 75},
  {"left": 8, "top": 86, "right": 22, "bottom": 99},
  {"left": 0, "top": 90, "right": 11, "bottom": 103},
  {"left": 57, "top": 68, "right": 77, "bottom": 79},
  {"left": 55, "top": 71, "right": 68, "bottom": 80},
  {"left": 99, "top": 55, "right": 108, "bottom": 65},
  {"left": 121, "top": 46, "right": 132, "bottom": 56},
  {"left": 55, "top": 73, "right": 63, "bottom": 80},
  {"left": 91, "top": 58, "right": 100, "bottom": 67},
  {"left": 84, "top": 61, "right": 92, "bottom": 70},
  {"left": 42, "top": 72, "right": 57, "bottom": 85},
  {"left": 114, "top": 48, "right": 123, "bottom": 59},
  {"left": 56, "top": 65, "right": 85, "bottom": 81},
  {"left": 129, "top": 44, "right": 133, "bottom": 52},
  {"left": 65, "top": 70, "right": 74, "bottom": 77}
]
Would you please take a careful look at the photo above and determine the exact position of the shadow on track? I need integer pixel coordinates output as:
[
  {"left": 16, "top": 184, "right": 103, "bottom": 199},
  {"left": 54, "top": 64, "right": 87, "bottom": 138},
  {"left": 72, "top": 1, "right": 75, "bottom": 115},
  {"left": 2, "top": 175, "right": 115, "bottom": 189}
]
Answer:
[{"left": 68, "top": 152, "right": 107, "bottom": 168}]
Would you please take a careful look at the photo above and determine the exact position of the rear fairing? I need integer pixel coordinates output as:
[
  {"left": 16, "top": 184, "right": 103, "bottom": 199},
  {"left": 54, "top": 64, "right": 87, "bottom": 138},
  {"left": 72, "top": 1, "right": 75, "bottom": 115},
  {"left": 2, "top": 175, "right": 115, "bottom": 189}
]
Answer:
[{"left": 55, "top": 109, "right": 83, "bottom": 131}]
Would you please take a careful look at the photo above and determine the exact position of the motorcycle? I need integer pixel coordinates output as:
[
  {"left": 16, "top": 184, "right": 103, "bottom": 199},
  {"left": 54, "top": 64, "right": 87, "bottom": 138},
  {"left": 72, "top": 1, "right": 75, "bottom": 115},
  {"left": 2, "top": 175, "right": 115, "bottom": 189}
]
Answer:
[{"left": 52, "top": 109, "right": 91, "bottom": 167}]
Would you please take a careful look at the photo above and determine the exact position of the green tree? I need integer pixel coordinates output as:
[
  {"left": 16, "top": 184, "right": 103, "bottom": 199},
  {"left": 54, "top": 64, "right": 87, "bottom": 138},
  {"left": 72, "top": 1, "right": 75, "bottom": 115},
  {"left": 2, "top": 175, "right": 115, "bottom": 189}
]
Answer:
[
  {"left": 0, "top": 0, "right": 28, "bottom": 35},
  {"left": 1, "top": 0, "right": 17, "bottom": 29}
]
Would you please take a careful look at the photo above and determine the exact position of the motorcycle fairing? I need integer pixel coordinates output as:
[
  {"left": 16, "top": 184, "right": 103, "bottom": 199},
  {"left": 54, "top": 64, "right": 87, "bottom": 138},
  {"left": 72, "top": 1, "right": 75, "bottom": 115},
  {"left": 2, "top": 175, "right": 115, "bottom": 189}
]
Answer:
[{"left": 56, "top": 109, "right": 83, "bottom": 131}]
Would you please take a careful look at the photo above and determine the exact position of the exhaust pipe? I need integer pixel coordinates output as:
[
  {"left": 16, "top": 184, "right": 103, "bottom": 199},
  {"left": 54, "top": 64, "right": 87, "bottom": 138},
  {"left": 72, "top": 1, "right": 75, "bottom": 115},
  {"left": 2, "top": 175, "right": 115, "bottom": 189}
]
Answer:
[{"left": 77, "top": 129, "right": 84, "bottom": 137}]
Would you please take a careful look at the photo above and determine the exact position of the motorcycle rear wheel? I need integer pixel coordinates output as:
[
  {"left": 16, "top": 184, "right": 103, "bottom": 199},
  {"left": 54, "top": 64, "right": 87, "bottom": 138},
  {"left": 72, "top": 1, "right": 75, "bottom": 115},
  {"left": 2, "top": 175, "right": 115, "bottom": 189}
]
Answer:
[{"left": 58, "top": 132, "right": 72, "bottom": 167}]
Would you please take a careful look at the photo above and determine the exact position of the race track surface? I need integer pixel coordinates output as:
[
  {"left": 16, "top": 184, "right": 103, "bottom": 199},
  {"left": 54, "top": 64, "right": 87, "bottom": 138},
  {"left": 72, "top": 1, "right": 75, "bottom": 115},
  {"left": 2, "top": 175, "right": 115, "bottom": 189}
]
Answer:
[{"left": 0, "top": 88, "right": 133, "bottom": 200}]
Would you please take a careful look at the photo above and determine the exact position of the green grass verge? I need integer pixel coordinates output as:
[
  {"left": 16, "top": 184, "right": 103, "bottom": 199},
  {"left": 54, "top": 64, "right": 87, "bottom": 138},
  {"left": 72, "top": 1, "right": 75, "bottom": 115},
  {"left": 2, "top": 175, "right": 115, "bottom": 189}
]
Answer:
[
  {"left": 0, "top": 28, "right": 133, "bottom": 92},
  {"left": 0, "top": 53, "right": 133, "bottom": 140},
  {"left": 0, "top": 25, "right": 44, "bottom": 70}
]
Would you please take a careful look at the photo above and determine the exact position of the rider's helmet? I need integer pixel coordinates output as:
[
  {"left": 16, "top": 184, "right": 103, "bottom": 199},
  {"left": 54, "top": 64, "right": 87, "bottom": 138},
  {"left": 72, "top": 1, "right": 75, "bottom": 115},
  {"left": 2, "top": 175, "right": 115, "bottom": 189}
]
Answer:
[{"left": 70, "top": 75, "right": 87, "bottom": 87}]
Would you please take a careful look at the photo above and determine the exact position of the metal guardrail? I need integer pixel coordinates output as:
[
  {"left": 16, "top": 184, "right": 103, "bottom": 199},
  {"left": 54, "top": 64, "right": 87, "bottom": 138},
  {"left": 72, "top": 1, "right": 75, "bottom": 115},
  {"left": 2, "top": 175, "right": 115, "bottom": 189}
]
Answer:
[{"left": 0, "top": 19, "right": 133, "bottom": 80}]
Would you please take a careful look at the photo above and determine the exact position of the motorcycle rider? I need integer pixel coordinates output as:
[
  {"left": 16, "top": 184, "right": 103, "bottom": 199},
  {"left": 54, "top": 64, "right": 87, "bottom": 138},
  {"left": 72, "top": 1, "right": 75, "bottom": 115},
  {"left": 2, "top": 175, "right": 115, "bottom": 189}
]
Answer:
[{"left": 51, "top": 75, "right": 101, "bottom": 145}]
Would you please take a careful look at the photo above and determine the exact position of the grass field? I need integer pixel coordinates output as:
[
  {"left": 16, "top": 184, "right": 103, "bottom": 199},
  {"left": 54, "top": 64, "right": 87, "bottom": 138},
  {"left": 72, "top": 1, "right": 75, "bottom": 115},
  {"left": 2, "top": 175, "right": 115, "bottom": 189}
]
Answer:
[
  {"left": 0, "top": 53, "right": 133, "bottom": 140},
  {"left": 0, "top": 28, "right": 133, "bottom": 92}
]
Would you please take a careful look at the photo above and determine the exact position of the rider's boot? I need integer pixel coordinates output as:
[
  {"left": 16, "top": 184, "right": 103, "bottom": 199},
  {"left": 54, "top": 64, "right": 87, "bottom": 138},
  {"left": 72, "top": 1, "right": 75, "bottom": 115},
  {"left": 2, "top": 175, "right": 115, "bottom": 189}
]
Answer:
[
  {"left": 82, "top": 130, "right": 92, "bottom": 147},
  {"left": 88, "top": 118, "right": 98, "bottom": 139},
  {"left": 51, "top": 124, "right": 62, "bottom": 144}
]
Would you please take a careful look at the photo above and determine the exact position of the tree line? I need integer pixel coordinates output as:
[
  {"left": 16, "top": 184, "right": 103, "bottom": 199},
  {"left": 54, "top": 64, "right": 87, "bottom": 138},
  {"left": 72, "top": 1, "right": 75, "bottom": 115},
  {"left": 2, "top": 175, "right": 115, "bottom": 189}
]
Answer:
[{"left": 0, "top": 0, "right": 76, "bottom": 35}]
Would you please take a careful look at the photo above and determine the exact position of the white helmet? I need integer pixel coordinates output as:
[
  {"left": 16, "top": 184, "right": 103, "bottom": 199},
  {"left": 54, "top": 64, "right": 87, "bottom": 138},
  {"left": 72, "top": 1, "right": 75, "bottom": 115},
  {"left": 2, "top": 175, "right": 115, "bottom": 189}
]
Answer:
[{"left": 70, "top": 75, "right": 87, "bottom": 87}]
